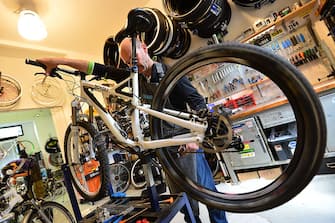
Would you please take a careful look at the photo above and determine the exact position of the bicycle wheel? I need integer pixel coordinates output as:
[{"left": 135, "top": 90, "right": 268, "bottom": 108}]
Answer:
[
  {"left": 130, "top": 158, "right": 164, "bottom": 189},
  {"left": 0, "top": 73, "right": 22, "bottom": 108},
  {"left": 64, "top": 121, "right": 110, "bottom": 201},
  {"left": 151, "top": 43, "right": 326, "bottom": 212},
  {"left": 130, "top": 159, "right": 147, "bottom": 189},
  {"left": 31, "top": 74, "right": 66, "bottom": 107},
  {"left": 110, "top": 163, "right": 130, "bottom": 193},
  {"left": 26, "top": 201, "right": 75, "bottom": 223}
]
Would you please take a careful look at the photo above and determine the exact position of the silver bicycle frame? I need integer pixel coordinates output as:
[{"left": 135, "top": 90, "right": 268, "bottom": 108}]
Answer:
[{"left": 78, "top": 70, "right": 207, "bottom": 150}]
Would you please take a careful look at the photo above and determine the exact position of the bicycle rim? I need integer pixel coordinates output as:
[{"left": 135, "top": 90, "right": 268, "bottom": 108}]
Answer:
[
  {"left": 0, "top": 74, "right": 22, "bottom": 108},
  {"left": 110, "top": 163, "right": 130, "bottom": 193},
  {"left": 26, "top": 201, "right": 75, "bottom": 223},
  {"left": 64, "top": 121, "right": 110, "bottom": 201},
  {"left": 130, "top": 159, "right": 147, "bottom": 189},
  {"left": 151, "top": 43, "right": 326, "bottom": 212}
]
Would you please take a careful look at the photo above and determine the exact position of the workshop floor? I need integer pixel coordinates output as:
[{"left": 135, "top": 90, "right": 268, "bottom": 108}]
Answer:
[
  {"left": 171, "top": 174, "right": 335, "bottom": 223},
  {"left": 59, "top": 174, "right": 335, "bottom": 223}
]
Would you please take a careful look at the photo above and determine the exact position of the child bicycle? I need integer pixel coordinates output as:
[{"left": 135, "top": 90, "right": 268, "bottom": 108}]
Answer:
[{"left": 26, "top": 26, "right": 326, "bottom": 212}]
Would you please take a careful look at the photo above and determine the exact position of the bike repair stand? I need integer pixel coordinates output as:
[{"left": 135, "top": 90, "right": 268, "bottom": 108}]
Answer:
[
  {"left": 138, "top": 152, "right": 196, "bottom": 222},
  {"left": 61, "top": 164, "right": 83, "bottom": 222},
  {"left": 61, "top": 156, "right": 196, "bottom": 223}
]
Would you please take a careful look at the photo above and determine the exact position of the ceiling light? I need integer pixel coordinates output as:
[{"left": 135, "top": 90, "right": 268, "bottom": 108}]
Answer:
[{"left": 17, "top": 10, "right": 47, "bottom": 41}]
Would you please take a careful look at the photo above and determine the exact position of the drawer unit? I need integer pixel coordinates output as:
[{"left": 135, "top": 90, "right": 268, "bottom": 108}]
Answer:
[{"left": 257, "top": 104, "right": 295, "bottom": 129}]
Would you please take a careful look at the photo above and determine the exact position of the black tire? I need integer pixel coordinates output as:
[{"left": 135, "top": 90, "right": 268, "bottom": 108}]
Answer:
[
  {"left": 110, "top": 163, "right": 130, "bottom": 193},
  {"left": 64, "top": 121, "right": 110, "bottom": 201},
  {"left": 26, "top": 201, "right": 75, "bottom": 223},
  {"left": 151, "top": 43, "right": 326, "bottom": 212}
]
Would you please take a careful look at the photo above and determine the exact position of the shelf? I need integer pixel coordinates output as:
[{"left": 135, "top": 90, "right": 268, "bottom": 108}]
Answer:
[{"left": 242, "top": 0, "right": 317, "bottom": 43}]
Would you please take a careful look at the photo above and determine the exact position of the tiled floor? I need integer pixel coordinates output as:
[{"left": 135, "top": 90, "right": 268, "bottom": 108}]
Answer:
[{"left": 60, "top": 174, "right": 335, "bottom": 223}]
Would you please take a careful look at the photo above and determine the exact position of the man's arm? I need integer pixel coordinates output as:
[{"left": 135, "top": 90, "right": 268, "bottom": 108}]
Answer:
[
  {"left": 36, "top": 58, "right": 90, "bottom": 75},
  {"left": 172, "top": 76, "right": 207, "bottom": 111},
  {"left": 36, "top": 57, "right": 130, "bottom": 82}
]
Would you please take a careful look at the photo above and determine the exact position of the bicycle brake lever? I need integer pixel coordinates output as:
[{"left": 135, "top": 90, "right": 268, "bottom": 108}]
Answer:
[
  {"left": 34, "top": 72, "right": 47, "bottom": 76},
  {"left": 50, "top": 68, "right": 63, "bottom": 79}
]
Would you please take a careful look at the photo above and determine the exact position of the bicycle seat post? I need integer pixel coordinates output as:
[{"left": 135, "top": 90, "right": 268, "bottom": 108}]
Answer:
[{"left": 131, "top": 34, "right": 138, "bottom": 73}]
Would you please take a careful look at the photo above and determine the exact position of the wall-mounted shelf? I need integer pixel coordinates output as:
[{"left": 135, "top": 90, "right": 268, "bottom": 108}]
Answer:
[{"left": 242, "top": 0, "right": 317, "bottom": 43}]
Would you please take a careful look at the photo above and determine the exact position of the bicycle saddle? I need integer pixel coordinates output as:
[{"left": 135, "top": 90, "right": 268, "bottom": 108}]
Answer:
[{"left": 124, "top": 8, "right": 155, "bottom": 35}]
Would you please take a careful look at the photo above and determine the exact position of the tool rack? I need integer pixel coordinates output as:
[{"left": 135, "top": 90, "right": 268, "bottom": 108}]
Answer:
[{"left": 61, "top": 156, "right": 196, "bottom": 223}]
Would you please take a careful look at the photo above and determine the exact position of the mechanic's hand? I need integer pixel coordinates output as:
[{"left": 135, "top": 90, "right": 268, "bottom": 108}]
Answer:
[{"left": 178, "top": 142, "right": 199, "bottom": 156}]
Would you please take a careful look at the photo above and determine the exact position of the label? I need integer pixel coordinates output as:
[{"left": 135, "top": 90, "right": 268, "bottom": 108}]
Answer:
[{"left": 211, "top": 3, "right": 222, "bottom": 16}]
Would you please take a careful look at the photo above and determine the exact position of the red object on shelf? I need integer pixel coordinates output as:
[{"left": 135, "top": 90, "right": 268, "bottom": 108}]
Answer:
[
  {"left": 223, "top": 91, "right": 256, "bottom": 109},
  {"left": 223, "top": 98, "right": 238, "bottom": 109}
]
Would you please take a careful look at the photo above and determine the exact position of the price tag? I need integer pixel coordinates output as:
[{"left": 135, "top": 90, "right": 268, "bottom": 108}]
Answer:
[{"left": 285, "top": 16, "right": 308, "bottom": 32}]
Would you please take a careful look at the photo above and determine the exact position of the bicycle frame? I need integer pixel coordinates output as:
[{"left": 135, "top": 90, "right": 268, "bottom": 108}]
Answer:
[{"left": 73, "top": 70, "right": 207, "bottom": 150}]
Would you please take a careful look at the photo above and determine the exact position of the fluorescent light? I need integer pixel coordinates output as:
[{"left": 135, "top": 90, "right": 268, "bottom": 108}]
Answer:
[{"left": 17, "top": 10, "right": 47, "bottom": 41}]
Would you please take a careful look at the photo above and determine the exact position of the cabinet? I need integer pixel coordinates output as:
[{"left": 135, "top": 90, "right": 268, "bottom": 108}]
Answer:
[
  {"left": 220, "top": 91, "right": 335, "bottom": 181},
  {"left": 223, "top": 117, "right": 273, "bottom": 170},
  {"left": 320, "top": 92, "right": 335, "bottom": 154}
]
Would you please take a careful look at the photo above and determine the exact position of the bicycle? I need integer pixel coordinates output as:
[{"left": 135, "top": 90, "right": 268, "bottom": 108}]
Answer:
[
  {"left": 26, "top": 27, "right": 327, "bottom": 212},
  {"left": 0, "top": 157, "right": 75, "bottom": 223}
]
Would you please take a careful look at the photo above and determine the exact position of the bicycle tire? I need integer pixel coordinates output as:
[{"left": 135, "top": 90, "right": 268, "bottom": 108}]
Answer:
[
  {"left": 110, "top": 163, "right": 130, "bottom": 193},
  {"left": 26, "top": 201, "right": 75, "bottom": 223},
  {"left": 64, "top": 121, "right": 110, "bottom": 201},
  {"left": 151, "top": 43, "right": 326, "bottom": 212}
]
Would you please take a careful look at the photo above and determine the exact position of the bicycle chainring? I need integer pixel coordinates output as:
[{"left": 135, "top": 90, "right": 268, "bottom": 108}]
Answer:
[{"left": 202, "top": 106, "right": 233, "bottom": 152}]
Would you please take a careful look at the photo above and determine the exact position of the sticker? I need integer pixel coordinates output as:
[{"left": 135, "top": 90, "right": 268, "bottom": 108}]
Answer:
[
  {"left": 274, "top": 144, "right": 283, "bottom": 151},
  {"left": 241, "top": 152, "right": 255, "bottom": 158},
  {"left": 234, "top": 128, "right": 243, "bottom": 134},
  {"left": 246, "top": 121, "right": 253, "bottom": 128},
  {"left": 210, "top": 3, "right": 222, "bottom": 16}
]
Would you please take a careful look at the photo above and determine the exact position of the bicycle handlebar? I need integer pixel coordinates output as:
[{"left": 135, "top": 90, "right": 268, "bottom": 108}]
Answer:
[
  {"left": 25, "top": 59, "right": 47, "bottom": 70},
  {"left": 25, "top": 59, "right": 86, "bottom": 80}
]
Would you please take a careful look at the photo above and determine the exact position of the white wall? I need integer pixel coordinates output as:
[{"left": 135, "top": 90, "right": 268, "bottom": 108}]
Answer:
[{"left": 0, "top": 0, "right": 334, "bottom": 150}]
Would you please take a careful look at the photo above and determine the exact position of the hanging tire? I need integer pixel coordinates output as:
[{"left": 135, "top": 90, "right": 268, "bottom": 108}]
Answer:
[
  {"left": 163, "top": 0, "right": 232, "bottom": 38},
  {"left": 232, "top": 0, "right": 276, "bottom": 8},
  {"left": 151, "top": 43, "right": 326, "bottom": 212},
  {"left": 64, "top": 121, "right": 110, "bottom": 201}
]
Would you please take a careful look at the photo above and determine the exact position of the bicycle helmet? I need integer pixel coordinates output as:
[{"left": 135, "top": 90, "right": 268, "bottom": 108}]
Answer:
[
  {"left": 45, "top": 137, "right": 63, "bottom": 167},
  {"left": 45, "top": 137, "right": 60, "bottom": 153}
]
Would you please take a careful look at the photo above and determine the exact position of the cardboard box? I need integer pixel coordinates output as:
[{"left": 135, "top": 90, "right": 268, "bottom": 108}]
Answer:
[
  {"left": 237, "top": 171, "right": 259, "bottom": 181},
  {"left": 258, "top": 167, "right": 282, "bottom": 180}
]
